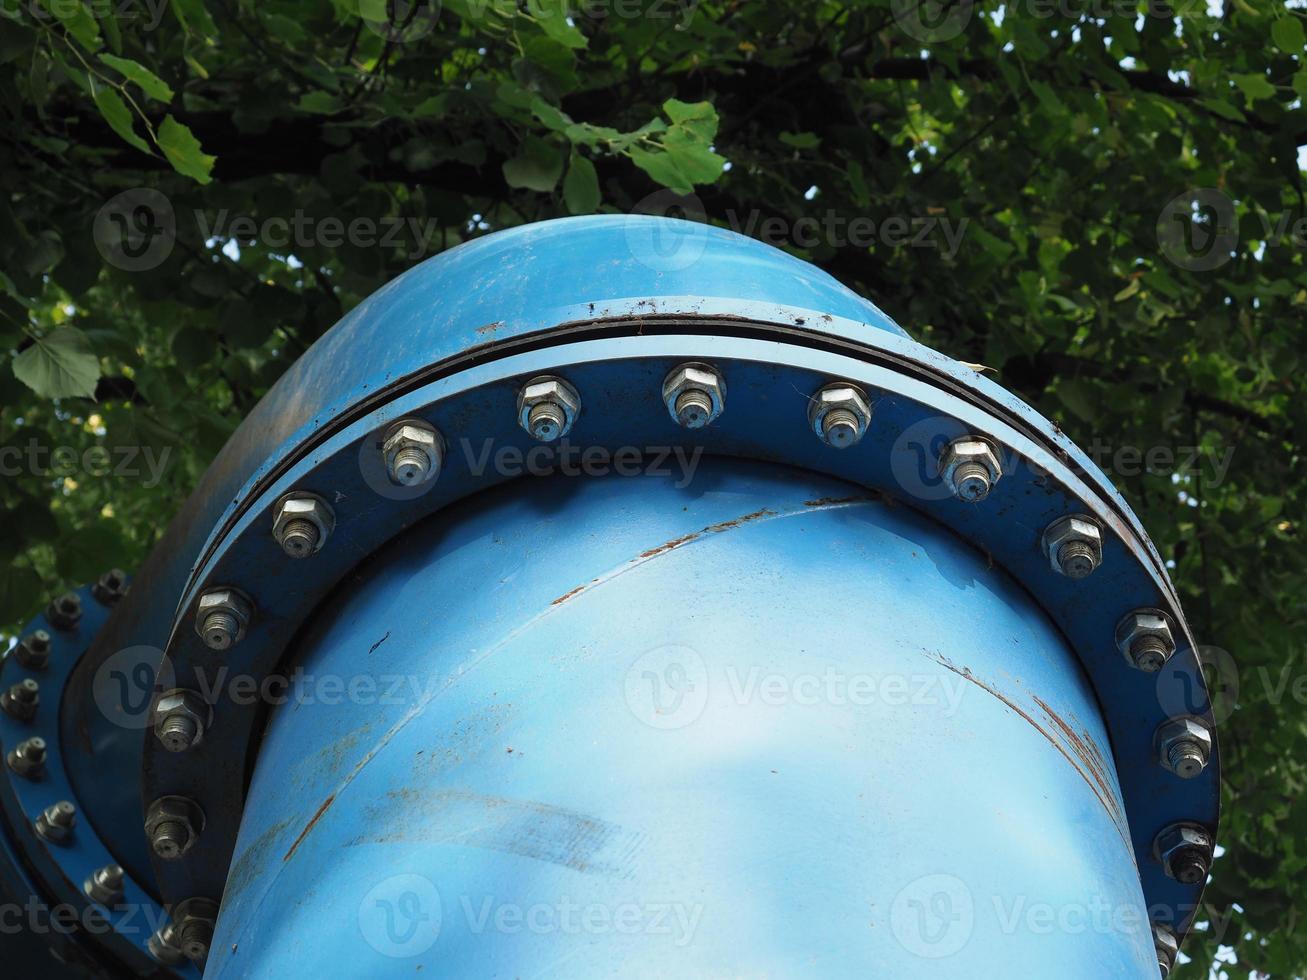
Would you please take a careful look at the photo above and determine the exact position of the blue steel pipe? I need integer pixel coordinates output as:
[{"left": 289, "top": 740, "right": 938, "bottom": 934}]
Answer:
[{"left": 0, "top": 216, "right": 1218, "bottom": 977}]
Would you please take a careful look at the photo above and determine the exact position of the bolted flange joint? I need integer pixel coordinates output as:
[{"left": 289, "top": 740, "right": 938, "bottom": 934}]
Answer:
[
  {"left": 153, "top": 689, "right": 213, "bottom": 753},
  {"left": 1041, "top": 514, "right": 1104, "bottom": 579},
  {"left": 662, "top": 362, "right": 727, "bottom": 430},
  {"left": 35, "top": 800, "right": 76, "bottom": 843},
  {"left": 1155, "top": 716, "right": 1213, "bottom": 779},
  {"left": 172, "top": 897, "right": 219, "bottom": 963},
  {"left": 14, "top": 629, "right": 51, "bottom": 670},
  {"left": 382, "top": 419, "right": 445, "bottom": 486},
  {"left": 517, "top": 375, "right": 581, "bottom": 443},
  {"left": 1154, "top": 822, "right": 1214, "bottom": 884},
  {"left": 46, "top": 592, "right": 82, "bottom": 631},
  {"left": 1, "top": 679, "right": 39, "bottom": 721},
  {"left": 939, "top": 435, "right": 1003, "bottom": 502},
  {"left": 194, "top": 588, "right": 254, "bottom": 651},
  {"left": 808, "top": 382, "right": 872, "bottom": 449},
  {"left": 145, "top": 796, "right": 205, "bottom": 861},
  {"left": 1116, "top": 608, "right": 1177, "bottom": 673},
  {"left": 84, "top": 864, "right": 125, "bottom": 907},
  {"left": 7, "top": 736, "right": 46, "bottom": 778},
  {"left": 272, "top": 492, "right": 335, "bottom": 559}
]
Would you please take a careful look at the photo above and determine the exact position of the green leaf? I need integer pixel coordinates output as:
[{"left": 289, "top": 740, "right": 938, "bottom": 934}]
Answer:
[
  {"left": 661, "top": 131, "right": 725, "bottom": 184},
  {"left": 628, "top": 145, "right": 693, "bottom": 195},
  {"left": 502, "top": 136, "right": 564, "bottom": 192},
  {"left": 12, "top": 327, "right": 101, "bottom": 399},
  {"left": 1232, "top": 73, "right": 1277, "bottom": 106},
  {"left": 157, "top": 115, "right": 216, "bottom": 184},
  {"left": 0, "top": 565, "right": 43, "bottom": 626},
  {"left": 1198, "top": 98, "right": 1246, "bottom": 122},
  {"left": 98, "top": 54, "right": 174, "bottom": 102},
  {"left": 779, "top": 131, "right": 821, "bottom": 149},
  {"left": 297, "top": 91, "right": 345, "bottom": 114},
  {"left": 92, "top": 84, "right": 149, "bottom": 153},
  {"left": 170, "top": 0, "right": 219, "bottom": 37},
  {"left": 1272, "top": 16, "right": 1305, "bottom": 54},
  {"left": 39, "top": 0, "right": 100, "bottom": 50},
  {"left": 563, "top": 152, "right": 599, "bottom": 214},
  {"left": 663, "top": 98, "right": 718, "bottom": 141},
  {"left": 530, "top": 0, "right": 587, "bottom": 48}
]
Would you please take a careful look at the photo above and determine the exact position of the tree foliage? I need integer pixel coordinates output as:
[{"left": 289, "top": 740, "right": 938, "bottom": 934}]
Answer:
[{"left": 2, "top": 0, "right": 1304, "bottom": 974}]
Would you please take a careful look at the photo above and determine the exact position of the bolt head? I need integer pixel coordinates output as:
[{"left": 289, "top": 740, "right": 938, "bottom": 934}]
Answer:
[
  {"left": 382, "top": 420, "right": 444, "bottom": 485},
  {"left": 1154, "top": 822, "right": 1213, "bottom": 883},
  {"left": 47, "top": 592, "right": 82, "bottom": 630},
  {"left": 16, "top": 630, "right": 51, "bottom": 669},
  {"left": 1155, "top": 716, "right": 1213, "bottom": 778},
  {"left": 1116, "top": 608, "right": 1176, "bottom": 671},
  {"left": 1153, "top": 923, "right": 1179, "bottom": 976},
  {"left": 172, "top": 898, "right": 219, "bottom": 963},
  {"left": 939, "top": 436, "right": 1003, "bottom": 501},
  {"left": 516, "top": 376, "right": 581, "bottom": 441},
  {"left": 807, "top": 383, "right": 872, "bottom": 448},
  {"left": 194, "top": 589, "right": 253, "bottom": 649},
  {"left": 1041, "top": 514, "right": 1104, "bottom": 578},
  {"left": 93, "top": 569, "right": 129, "bottom": 604},
  {"left": 153, "top": 690, "right": 211, "bottom": 752},
  {"left": 145, "top": 797, "right": 204, "bottom": 860},
  {"left": 272, "top": 493, "right": 335, "bottom": 557},
  {"left": 662, "top": 362, "right": 726, "bottom": 429}
]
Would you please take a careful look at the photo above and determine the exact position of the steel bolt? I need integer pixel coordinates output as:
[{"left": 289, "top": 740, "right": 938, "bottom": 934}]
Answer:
[
  {"left": 662, "top": 362, "right": 726, "bottom": 429},
  {"left": 172, "top": 898, "right": 219, "bottom": 963},
  {"left": 272, "top": 493, "right": 335, "bottom": 558},
  {"left": 1041, "top": 514, "right": 1104, "bottom": 579},
  {"left": 153, "top": 689, "right": 211, "bottom": 753},
  {"left": 1, "top": 679, "right": 39, "bottom": 722},
  {"left": 939, "top": 436, "right": 1003, "bottom": 502},
  {"left": 7, "top": 736, "right": 47, "bottom": 778},
  {"left": 808, "top": 382, "right": 872, "bottom": 449},
  {"left": 92, "top": 569, "right": 129, "bottom": 605},
  {"left": 195, "top": 589, "right": 253, "bottom": 651},
  {"left": 46, "top": 592, "right": 82, "bottom": 631},
  {"left": 1154, "top": 822, "right": 1214, "bottom": 884},
  {"left": 148, "top": 923, "right": 187, "bottom": 966},
  {"left": 35, "top": 800, "right": 76, "bottom": 843},
  {"left": 145, "top": 796, "right": 204, "bottom": 860},
  {"left": 14, "top": 630, "right": 51, "bottom": 670},
  {"left": 383, "top": 419, "right": 444, "bottom": 486},
  {"left": 1153, "top": 923, "right": 1179, "bottom": 977},
  {"left": 517, "top": 375, "right": 581, "bottom": 443},
  {"left": 1116, "top": 608, "right": 1177, "bottom": 672},
  {"left": 1155, "top": 716, "right": 1213, "bottom": 779},
  {"left": 84, "top": 864, "right": 125, "bottom": 906}
]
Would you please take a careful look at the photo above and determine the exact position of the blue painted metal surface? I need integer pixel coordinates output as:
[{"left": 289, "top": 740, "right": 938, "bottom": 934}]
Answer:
[{"left": 208, "top": 460, "right": 1156, "bottom": 978}]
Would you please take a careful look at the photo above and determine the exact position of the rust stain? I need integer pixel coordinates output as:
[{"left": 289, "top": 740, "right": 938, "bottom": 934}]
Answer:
[
  {"left": 804, "top": 494, "right": 875, "bottom": 508},
  {"left": 474, "top": 320, "right": 505, "bottom": 335},
  {"left": 703, "top": 507, "right": 775, "bottom": 534},
  {"left": 1031, "top": 694, "right": 1118, "bottom": 815},
  {"left": 283, "top": 793, "right": 336, "bottom": 862},
  {"left": 924, "top": 652, "right": 1130, "bottom": 846},
  {"left": 550, "top": 584, "right": 588, "bottom": 606},
  {"left": 636, "top": 531, "right": 700, "bottom": 560}
]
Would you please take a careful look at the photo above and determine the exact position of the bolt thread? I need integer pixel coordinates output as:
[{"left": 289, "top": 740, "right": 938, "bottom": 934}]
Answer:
[
  {"left": 149, "top": 925, "right": 186, "bottom": 966},
  {"left": 1167, "top": 739, "right": 1207, "bottom": 778},
  {"left": 159, "top": 715, "right": 199, "bottom": 752},
  {"left": 17, "top": 738, "right": 45, "bottom": 762},
  {"left": 1056, "top": 540, "right": 1099, "bottom": 579},
  {"left": 391, "top": 445, "right": 431, "bottom": 484},
  {"left": 279, "top": 517, "right": 320, "bottom": 557},
  {"left": 97, "top": 865, "right": 124, "bottom": 889},
  {"left": 178, "top": 918, "right": 213, "bottom": 961},
  {"left": 1131, "top": 634, "right": 1170, "bottom": 671},
  {"left": 528, "top": 402, "right": 566, "bottom": 441},
  {"left": 1173, "top": 848, "right": 1209, "bottom": 884},
  {"left": 202, "top": 611, "right": 239, "bottom": 649},
  {"left": 673, "top": 389, "right": 714, "bottom": 429},
  {"left": 12, "top": 681, "right": 37, "bottom": 703},
  {"left": 951, "top": 460, "right": 992, "bottom": 501},
  {"left": 152, "top": 820, "right": 189, "bottom": 858},
  {"left": 821, "top": 407, "right": 861, "bottom": 447}
]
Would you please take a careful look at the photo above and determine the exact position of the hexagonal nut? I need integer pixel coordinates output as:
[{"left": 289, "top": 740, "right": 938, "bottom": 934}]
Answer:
[
  {"left": 939, "top": 436, "right": 1003, "bottom": 500},
  {"left": 1116, "top": 608, "right": 1176, "bottom": 670},
  {"left": 272, "top": 494, "right": 335, "bottom": 556},
  {"left": 194, "top": 589, "right": 253, "bottom": 648},
  {"left": 516, "top": 376, "right": 581, "bottom": 437},
  {"left": 153, "top": 690, "right": 211, "bottom": 752},
  {"left": 1041, "top": 514, "right": 1104, "bottom": 577},
  {"left": 46, "top": 591, "right": 82, "bottom": 630},
  {"left": 382, "top": 420, "right": 444, "bottom": 484},
  {"left": 145, "top": 797, "right": 204, "bottom": 860},
  {"left": 1154, "top": 822, "right": 1213, "bottom": 883},
  {"left": 662, "top": 362, "right": 726, "bottom": 427},
  {"left": 15, "top": 630, "right": 51, "bottom": 670},
  {"left": 1155, "top": 716, "right": 1213, "bottom": 779},
  {"left": 92, "top": 569, "right": 129, "bottom": 605},
  {"left": 1153, "top": 923, "right": 1179, "bottom": 975},
  {"left": 807, "top": 383, "right": 872, "bottom": 441}
]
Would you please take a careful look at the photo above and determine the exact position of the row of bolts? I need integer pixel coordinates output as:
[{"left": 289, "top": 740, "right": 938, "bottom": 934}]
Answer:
[{"left": 1, "top": 366, "right": 1214, "bottom": 972}]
